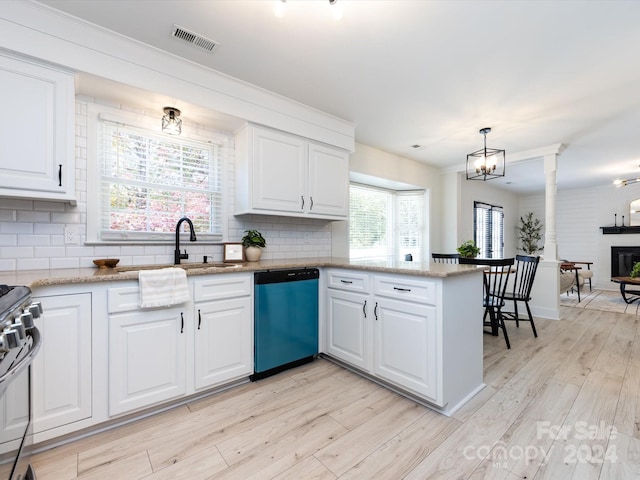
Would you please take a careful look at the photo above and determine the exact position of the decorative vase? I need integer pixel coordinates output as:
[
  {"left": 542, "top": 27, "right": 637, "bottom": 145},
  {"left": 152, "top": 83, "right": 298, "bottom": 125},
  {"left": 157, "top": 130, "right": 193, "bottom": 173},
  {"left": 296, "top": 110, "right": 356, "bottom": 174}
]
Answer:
[{"left": 244, "top": 246, "right": 263, "bottom": 262}]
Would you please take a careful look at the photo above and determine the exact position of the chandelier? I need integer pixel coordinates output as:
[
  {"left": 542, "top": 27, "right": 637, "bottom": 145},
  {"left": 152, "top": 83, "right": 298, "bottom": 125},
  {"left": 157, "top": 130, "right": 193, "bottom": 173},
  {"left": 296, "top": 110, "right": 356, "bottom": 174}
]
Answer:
[{"left": 466, "top": 127, "right": 506, "bottom": 181}]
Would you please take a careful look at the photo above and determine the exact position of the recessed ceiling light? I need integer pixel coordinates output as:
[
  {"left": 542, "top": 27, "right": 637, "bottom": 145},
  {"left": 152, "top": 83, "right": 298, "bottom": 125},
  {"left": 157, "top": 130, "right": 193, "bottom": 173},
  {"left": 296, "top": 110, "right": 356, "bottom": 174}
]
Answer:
[{"left": 411, "top": 144, "right": 421, "bottom": 149}]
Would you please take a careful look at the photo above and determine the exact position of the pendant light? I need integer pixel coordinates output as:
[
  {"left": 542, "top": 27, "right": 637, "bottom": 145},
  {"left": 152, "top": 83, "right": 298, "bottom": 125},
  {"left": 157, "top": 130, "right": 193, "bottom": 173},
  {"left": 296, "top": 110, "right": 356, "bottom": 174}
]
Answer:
[{"left": 466, "top": 127, "right": 506, "bottom": 181}]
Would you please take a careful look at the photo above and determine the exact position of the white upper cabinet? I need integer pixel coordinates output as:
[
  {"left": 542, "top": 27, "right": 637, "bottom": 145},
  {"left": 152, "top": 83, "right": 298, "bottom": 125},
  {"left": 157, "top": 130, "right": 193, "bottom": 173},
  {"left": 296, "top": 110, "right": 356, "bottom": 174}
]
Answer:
[
  {"left": 235, "top": 124, "right": 349, "bottom": 219},
  {"left": 0, "top": 52, "right": 76, "bottom": 204}
]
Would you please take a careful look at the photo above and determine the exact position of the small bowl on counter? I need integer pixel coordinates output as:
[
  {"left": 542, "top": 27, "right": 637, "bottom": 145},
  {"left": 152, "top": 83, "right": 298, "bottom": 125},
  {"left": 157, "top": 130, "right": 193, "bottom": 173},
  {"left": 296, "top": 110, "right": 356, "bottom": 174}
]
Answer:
[{"left": 93, "top": 258, "right": 120, "bottom": 269}]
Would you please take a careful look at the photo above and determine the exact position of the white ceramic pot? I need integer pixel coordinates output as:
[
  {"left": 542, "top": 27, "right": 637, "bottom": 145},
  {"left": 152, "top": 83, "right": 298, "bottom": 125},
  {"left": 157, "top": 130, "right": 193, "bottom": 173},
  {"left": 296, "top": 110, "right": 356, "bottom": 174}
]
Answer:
[{"left": 244, "top": 246, "right": 263, "bottom": 262}]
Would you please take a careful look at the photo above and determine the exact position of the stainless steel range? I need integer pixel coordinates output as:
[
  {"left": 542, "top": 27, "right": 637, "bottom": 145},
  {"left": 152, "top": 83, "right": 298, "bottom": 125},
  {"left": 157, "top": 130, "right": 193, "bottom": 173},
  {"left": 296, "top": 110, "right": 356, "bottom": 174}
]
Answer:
[{"left": 0, "top": 285, "right": 42, "bottom": 480}]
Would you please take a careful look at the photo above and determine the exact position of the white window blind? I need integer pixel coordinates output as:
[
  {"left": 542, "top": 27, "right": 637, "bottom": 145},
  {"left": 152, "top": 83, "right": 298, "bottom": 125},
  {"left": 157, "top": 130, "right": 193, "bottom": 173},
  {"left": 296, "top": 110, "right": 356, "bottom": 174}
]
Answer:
[
  {"left": 474, "top": 201, "right": 504, "bottom": 259},
  {"left": 99, "top": 120, "right": 224, "bottom": 242},
  {"left": 350, "top": 184, "right": 425, "bottom": 261}
]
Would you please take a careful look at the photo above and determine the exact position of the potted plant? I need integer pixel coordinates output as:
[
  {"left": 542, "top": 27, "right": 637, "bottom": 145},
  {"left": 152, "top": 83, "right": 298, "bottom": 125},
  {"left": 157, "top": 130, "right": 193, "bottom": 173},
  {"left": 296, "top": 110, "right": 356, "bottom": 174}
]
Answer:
[
  {"left": 457, "top": 240, "right": 481, "bottom": 258},
  {"left": 242, "top": 229, "right": 266, "bottom": 262},
  {"left": 517, "top": 212, "right": 543, "bottom": 254}
]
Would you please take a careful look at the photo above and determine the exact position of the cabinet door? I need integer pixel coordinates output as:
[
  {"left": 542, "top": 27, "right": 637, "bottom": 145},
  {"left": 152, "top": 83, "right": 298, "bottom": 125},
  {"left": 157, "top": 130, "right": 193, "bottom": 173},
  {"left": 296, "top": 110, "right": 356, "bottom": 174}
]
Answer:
[
  {"left": 326, "top": 289, "right": 371, "bottom": 371},
  {"left": 0, "top": 53, "right": 75, "bottom": 202},
  {"left": 109, "top": 307, "right": 187, "bottom": 416},
  {"left": 252, "top": 127, "right": 306, "bottom": 213},
  {"left": 308, "top": 143, "right": 349, "bottom": 218},
  {"left": 32, "top": 293, "right": 92, "bottom": 433},
  {"left": 194, "top": 297, "right": 252, "bottom": 390},
  {"left": 0, "top": 369, "right": 30, "bottom": 445},
  {"left": 374, "top": 298, "right": 438, "bottom": 400}
]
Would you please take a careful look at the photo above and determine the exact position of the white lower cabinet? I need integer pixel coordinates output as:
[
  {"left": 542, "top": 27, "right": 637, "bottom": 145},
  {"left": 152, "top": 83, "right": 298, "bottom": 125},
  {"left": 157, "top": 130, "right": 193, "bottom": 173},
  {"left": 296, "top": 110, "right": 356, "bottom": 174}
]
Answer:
[
  {"left": 193, "top": 274, "right": 253, "bottom": 390},
  {"left": 373, "top": 298, "right": 437, "bottom": 400},
  {"left": 326, "top": 288, "right": 371, "bottom": 371},
  {"left": 108, "top": 305, "right": 187, "bottom": 417},
  {"left": 325, "top": 269, "right": 441, "bottom": 404},
  {"left": 32, "top": 292, "right": 92, "bottom": 433},
  {"left": 107, "top": 273, "right": 253, "bottom": 417}
]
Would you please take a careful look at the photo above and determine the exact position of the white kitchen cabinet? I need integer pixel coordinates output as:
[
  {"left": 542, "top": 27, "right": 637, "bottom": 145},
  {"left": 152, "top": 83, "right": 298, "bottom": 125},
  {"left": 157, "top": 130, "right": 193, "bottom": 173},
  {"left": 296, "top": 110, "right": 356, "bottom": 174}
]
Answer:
[
  {"left": 235, "top": 123, "right": 349, "bottom": 219},
  {"left": 373, "top": 291, "right": 438, "bottom": 400},
  {"left": 0, "top": 52, "right": 76, "bottom": 204},
  {"left": 325, "top": 270, "right": 372, "bottom": 371},
  {"left": 32, "top": 293, "right": 92, "bottom": 433},
  {"left": 324, "top": 268, "right": 484, "bottom": 415},
  {"left": 193, "top": 274, "right": 253, "bottom": 390},
  {"left": 108, "top": 288, "right": 187, "bottom": 416}
]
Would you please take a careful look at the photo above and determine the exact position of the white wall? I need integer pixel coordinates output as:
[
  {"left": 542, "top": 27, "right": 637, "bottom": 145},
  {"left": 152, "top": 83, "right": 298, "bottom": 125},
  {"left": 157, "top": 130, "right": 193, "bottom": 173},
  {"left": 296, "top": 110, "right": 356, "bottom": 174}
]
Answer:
[{"left": 519, "top": 184, "right": 640, "bottom": 290}]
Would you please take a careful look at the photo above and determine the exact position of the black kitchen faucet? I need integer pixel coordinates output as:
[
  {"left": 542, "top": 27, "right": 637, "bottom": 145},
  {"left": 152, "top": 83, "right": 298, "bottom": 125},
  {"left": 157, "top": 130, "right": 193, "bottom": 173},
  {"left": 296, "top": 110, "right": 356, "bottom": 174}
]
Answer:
[{"left": 174, "top": 217, "right": 197, "bottom": 264}]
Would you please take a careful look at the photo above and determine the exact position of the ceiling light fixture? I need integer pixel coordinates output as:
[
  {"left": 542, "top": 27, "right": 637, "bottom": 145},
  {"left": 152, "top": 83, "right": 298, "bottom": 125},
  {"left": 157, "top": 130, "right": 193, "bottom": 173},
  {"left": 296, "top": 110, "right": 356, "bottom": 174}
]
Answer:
[
  {"left": 613, "top": 177, "right": 640, "bottom": 187},
  {"left": 466, "top": 127, "right": 506, "bottom": 181},
  {"left": 162, "top": 107, "right": 182, "bottom": 135}
]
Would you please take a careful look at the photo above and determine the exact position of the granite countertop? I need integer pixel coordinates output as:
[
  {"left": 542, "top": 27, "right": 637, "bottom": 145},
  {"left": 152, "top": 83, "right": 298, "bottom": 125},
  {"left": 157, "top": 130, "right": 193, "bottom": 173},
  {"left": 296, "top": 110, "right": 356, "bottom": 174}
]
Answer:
[{"left": 0, "top": 257, "right": 482, "bottom": 289}]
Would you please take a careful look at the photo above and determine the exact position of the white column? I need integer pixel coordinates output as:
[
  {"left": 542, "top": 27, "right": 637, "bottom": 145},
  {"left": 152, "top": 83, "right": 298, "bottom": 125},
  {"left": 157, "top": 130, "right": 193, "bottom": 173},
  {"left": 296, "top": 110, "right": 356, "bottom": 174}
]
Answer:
[
  {"left": 543, "top": 153, "right": 559, "bottom": 261},
  {"left": 530, "top": 153, "right": 561, "bottom": 320}
]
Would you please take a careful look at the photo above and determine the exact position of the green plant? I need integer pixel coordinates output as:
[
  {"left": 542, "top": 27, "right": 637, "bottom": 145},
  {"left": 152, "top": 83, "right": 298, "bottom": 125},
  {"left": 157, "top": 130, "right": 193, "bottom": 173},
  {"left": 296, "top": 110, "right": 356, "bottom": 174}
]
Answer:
[
  {"left": 241, "top": 229, "right": 266, "bottom": 248},
  {"left": 631, "top": 262, "right": 640, "bottom": 278},
  {"left": 457, "top": 240, "right": 481, "bottom": 258},
  {"left": 517, "top": 212, "right": 543, "bottom": 254}
]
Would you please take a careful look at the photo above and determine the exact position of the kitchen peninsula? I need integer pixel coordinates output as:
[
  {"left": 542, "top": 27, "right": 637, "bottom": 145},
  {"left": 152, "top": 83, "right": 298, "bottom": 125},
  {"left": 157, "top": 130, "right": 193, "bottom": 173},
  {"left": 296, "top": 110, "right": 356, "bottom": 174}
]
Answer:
[{"left": 0, "top": 258, "right": 484, "bottom": 448}]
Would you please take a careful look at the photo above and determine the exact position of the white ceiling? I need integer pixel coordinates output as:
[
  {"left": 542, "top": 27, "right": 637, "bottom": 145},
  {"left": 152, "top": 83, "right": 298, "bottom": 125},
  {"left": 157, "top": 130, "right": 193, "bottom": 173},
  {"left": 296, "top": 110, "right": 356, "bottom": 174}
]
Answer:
[{"left": 37, "top": 0, "right": 640, "bottom": 194}]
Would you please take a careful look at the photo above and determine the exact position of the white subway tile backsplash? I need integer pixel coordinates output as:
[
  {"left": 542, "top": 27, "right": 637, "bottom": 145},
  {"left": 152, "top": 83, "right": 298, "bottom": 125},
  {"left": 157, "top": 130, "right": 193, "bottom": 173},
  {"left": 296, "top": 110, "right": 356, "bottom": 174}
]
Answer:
[
  {"left": 0, "top": 223, "right": 33, "bottom": 234},
  {"left": 50, "top": 257, "right": 80, "bottom": 269},
  {"left": 17, "top": 211, "right": 51, "bottom": 223},
  {"left": 0, "top": 235, "right": 17, "bottom": 246},
  {"left": 0, "top": 211, "right": 16, "bottom": 222},
  {"left": 17, "top": 258, "right": 50, "bottom": 271},
  {"left": 3, "top": 247, "right": 34, "bottom": 258},
  {"left": 33, "top": 223, "right": 64, "bottom": 235}
]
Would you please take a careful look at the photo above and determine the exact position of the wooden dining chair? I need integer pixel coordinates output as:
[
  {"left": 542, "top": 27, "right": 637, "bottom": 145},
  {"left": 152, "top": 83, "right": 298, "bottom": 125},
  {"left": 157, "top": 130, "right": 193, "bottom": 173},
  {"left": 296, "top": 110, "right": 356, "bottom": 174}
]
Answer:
[
  {"left": 431, "top": 253, "right": 461, "bottom": 264},
  {"left": 502, "top": 255, "right": 540, "bottom": 338},
  {"left": 461, "top": 258, "right": 515, "bottom": 348}
]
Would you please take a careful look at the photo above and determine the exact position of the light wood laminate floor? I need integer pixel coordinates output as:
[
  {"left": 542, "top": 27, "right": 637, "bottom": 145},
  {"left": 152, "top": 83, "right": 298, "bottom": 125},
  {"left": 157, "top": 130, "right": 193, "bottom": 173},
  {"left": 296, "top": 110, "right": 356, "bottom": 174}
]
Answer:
[{"left": 31, "top": 306, "right": 640, "bottom": 479}]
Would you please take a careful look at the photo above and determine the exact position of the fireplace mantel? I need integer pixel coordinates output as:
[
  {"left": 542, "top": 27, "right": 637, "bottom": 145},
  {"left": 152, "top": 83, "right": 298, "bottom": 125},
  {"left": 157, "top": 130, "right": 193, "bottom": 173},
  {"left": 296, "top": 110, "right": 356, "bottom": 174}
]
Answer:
[{"left": 601, "top": 226, "right": 640, "bottom": 234}]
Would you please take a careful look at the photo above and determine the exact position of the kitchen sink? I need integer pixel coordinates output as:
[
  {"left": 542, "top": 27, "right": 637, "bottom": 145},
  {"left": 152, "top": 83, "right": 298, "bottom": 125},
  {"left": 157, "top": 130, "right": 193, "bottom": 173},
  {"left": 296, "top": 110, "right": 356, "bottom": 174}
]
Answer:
[{"left": 115, "top": 262, "right": 242, "bottom": 272}]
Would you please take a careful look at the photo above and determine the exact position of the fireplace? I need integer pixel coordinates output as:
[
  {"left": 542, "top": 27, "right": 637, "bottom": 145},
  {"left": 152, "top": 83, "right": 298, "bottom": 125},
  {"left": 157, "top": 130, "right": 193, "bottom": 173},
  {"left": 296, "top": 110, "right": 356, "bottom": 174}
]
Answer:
[{"left": 611, "top": 246, "right": 640, "bottom": 277}]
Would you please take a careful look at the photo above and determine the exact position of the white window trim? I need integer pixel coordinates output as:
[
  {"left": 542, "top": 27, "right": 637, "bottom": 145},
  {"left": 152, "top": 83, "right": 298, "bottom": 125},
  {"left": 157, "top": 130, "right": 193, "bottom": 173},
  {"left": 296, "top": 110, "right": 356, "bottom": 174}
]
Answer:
[
  {"left": 86, "top": 102, "right": 231, "bottom": 244},
  {"left": 349, "top": 182, "right": 428, "bottom": 261}
]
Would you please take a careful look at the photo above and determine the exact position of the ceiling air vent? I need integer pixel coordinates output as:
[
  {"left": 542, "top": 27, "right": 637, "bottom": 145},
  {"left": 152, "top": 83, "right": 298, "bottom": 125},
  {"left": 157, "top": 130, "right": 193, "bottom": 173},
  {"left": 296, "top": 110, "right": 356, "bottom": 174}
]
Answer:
[{"left": 171, "top": 24, "right": 219, "bottom": 53}]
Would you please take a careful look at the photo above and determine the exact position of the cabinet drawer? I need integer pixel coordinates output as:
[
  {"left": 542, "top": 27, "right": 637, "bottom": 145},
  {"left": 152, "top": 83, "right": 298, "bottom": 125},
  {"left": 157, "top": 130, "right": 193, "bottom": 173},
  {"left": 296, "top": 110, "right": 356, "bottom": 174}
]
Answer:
[
  {"left": 373, "top": 275, "right": 436, "bottom": 305},
  {"left": 108, "top": 286, "right": 141, "bottom": 314},
  {"left": 194, "top": 274, "right": 252, "bottom": 302},
  {"left": 326, "top": 270, "right": 370, "bottom": 293}
]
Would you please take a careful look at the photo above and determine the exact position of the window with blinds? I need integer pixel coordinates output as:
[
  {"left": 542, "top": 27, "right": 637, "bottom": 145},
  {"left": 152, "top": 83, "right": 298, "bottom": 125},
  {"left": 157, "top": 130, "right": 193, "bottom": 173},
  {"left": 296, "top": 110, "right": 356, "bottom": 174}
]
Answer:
[
  {"left": 98, "top": 120, "right": 224, "bottom": 241},
  {"left": 474, "top": 201, "right": 504, "bottom": 259},
  {"left": 349, "top": 184, "right": 426, "bottom": 261}
]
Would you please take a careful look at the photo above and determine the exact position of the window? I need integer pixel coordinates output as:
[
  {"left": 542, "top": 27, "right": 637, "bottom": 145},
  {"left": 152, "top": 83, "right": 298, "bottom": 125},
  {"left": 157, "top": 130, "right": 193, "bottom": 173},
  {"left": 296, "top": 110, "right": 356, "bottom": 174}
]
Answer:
[
  {"left": 474, "top": 201, "right": 504, "bottom": 258},
  {"left": 88, "top": 105, "right": 229, "bottom": 243},
  {"left": 349, "top": 184, "right": 426, "bottom": 261}
]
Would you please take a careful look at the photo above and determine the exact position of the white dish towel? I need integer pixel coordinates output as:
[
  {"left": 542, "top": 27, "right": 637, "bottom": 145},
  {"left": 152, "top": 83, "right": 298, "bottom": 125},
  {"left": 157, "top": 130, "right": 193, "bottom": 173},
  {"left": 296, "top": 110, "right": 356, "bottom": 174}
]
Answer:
[{"left": 139, "top": 267, "right": 191, "bottom": 308}]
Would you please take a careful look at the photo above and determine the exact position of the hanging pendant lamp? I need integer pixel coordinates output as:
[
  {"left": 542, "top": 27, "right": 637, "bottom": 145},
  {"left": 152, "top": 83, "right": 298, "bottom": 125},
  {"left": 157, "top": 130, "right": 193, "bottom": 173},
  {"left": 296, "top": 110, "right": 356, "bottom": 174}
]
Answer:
[{"left": 466, "top": 127, "right": 505, "bottom": 181}]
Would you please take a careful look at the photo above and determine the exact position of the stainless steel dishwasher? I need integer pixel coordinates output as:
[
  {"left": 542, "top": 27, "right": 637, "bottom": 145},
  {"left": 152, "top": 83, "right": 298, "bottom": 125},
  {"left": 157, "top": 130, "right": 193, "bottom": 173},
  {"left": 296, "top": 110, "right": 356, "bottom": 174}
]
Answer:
[{"left": 252, "top": 268, "right": 319, "bottom": 380}]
